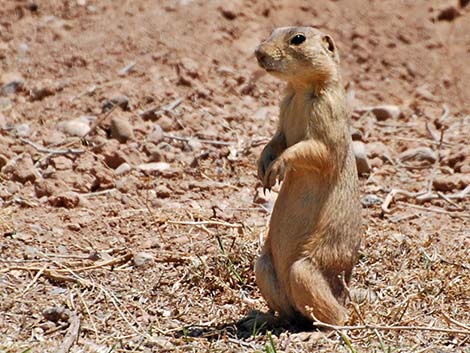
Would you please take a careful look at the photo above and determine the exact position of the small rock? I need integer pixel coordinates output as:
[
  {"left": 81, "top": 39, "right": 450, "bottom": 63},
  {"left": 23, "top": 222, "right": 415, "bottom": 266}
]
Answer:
[
  {"left": 133, "top": 252, "right": 154, "bottom": 267},
  {"left": 433, "top": 174, "right": 470, "bottom": 192},
  {"left": 67, "top": 223, "right": 81, "bottom": 231},
  {"left": 25, "top": 245, "right": 39, "bottom": 258},
  {"left": 148, "top": 124, "right": 164, "bottom": 144},
  {"left": 115, "top": 162, "right": 131, "bottom": 175},
  {"left": 254, "top": 107, "right": 270, "bottom": 120},
  {"left": 366, "top": 142, "right": 391, "bottom": 162},
  {"left": 158, "top": 116, "right": 174, "bottom": 131},
  {"left": 155, "top": 185, "right": 172, "bottom": 198},
  {"left": 29, "top": 81, "right": 57, "bottom": 101},
  {"left": 370, "top": 157, "right": 384, "bottom": 169},
  {"left": 92, "top": 167, "right": 114, "bottom": 190},
  {"left": 58, "top": 119, "right": 90, "bottom": 137},
  {"left": 5, "top": 154, "right": 40, "bottom": 183},
  {"left": 34, "top": 179, "right": 68, "bottom": 198},
  {"left": 48, "top": 191, "right": 80, "bottom": 208},
  {"left": 51, "top": 156, "right": 73, "bottom": 170},
  {"left": 437, "top": 6, "right": 460, "bottom": 21},
  {"left": 0, "top": 97, "right": 12, "bottom": 111},
  {"left": 416, "top": 86, "right": 436, "bottom": 101},
  {"left": 104, "top": 151, "right": 128, "bottom": 168},
  {"left": 352, "top": 141, "right": 370, "bottom": 175},
  {"left": 218, "top": 5, "right": 237, "bottom": 20},
  {"left": 137, "top": 162, "right": 170, "bottom": 173},
  {"left": 187, "top": 138, "right": 202, "bottom": 152},
  {"left": 361, "top": 194, "right": 382, "bottom": 207},
  {"left": 110, "top": 116, "right": 134, "bottom": 143},
  {"left": 6, "top": 181, "right": 19, "bottom": 195},
  {"left": 399, "top": 147, "right": 437, "bottom": 163},
  {"left": 460, "top": 165, "right": 470, "bottom": 174},
  {"left": 14, "top": 123, "right": 31, "bottom": 137},
  {"left": 26, "top": 1, "right": 39, "bottom": 12},
  {"left": 370, "top": 105, "right": 401, "bottom": 121},
  {"left": 102, "top": 95, "right": 130, "bottom": 112},
  {"left": 1, "top": 72, "right": 24, "bottom": 95}
]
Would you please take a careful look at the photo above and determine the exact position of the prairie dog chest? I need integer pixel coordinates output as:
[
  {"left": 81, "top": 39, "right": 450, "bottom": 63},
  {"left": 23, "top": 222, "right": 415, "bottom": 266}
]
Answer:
[{"left": 280, "top": 92, "right": 313, "bottom": 147}]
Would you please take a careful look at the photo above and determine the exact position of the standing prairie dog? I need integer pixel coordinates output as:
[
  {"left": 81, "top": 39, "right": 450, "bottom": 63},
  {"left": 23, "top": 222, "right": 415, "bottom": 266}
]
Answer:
[{"left": 254, "top": 27, "right": 361, "bottom": 326}]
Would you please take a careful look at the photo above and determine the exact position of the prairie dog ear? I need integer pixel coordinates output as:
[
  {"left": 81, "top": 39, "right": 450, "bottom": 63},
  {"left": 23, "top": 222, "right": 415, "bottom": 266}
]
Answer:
[{"left": 322, "top": 35, "right": 335, "bottom": 53}]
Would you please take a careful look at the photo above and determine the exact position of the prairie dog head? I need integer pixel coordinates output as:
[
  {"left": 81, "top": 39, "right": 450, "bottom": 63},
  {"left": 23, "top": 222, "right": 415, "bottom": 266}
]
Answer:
[{"left": 255, "top": 27, "right": 340, "bottom": 85}]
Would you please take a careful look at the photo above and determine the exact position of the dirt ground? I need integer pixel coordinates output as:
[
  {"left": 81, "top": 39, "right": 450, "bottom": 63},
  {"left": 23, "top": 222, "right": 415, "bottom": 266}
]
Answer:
[{"left": 1, "top": 0, "right": 470, "bottom": 352}]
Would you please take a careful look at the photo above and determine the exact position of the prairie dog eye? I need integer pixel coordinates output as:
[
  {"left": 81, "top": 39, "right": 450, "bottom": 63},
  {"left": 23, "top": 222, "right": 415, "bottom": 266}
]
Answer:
[{"left": 290, "top": 34, "right": 306, "bottom": 45}]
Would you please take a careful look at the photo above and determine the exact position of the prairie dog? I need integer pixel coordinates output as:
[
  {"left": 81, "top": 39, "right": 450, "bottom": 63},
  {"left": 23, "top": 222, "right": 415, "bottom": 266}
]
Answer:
[{"left": 254, "top": 27, "right": 361, "bottom": 326}]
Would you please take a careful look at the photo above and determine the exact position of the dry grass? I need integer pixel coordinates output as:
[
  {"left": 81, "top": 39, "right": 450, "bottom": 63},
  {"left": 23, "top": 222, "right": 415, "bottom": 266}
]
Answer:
[{"left": 1, "top": 200, "right": 470, "bottom": 352}]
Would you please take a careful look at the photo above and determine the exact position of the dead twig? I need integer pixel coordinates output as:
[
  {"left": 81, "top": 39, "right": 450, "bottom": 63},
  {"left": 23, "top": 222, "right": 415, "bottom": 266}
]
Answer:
[
  {"left": 139, "top": 97, "right": 183, "bottom": 120},
  {"left": 167, "top": 220, "right": 243, "bottom": 228},
  {"left": 310, "top": 314, "right": 470, "bottom": 336},
  {"left": 54, "top": 309, "right": 80, "bottom": 353},
  {"left": 382, "top": 185, "right": 469, "bottom": 214},
  {"left": 20, "top": 138, "right": 84, "bottom": 155},
  {"left": 81, "top": 104, "right": 117, "bottom": 139},
  {"left": 163, "top": 133, "right": 233, "bottom": 146},
  {"left": 118, "top": 61, "right": 136, "bottom": 76}
]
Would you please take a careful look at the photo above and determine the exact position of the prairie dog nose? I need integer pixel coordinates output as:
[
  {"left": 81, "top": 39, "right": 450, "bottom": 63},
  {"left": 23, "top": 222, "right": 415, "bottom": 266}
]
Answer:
[{"left": 255, "top": 46, "right": 268, "bottom": 65}]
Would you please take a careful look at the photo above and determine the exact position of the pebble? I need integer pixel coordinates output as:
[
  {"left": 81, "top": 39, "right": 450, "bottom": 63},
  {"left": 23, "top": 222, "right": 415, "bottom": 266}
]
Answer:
[
  {"left": 5, "top": 154, "right": 40, "bottom": 183},
  {"left": 148, "top": 124, "right": 164, "bottom": 144},
  {"left": 158, "top": 116, "right": 174, "bottom": 131},
  {"left": 15, "top": 123, "right": 31, "bottom": 137},
  {"left": 433, "top": 174, "right": 470, "bottom": 192},
  {"left": 29, "top": 81, "right": 57, "bottom": 101},
  {"left": 370, "top": 157, "right": 384, "bottom": 169},
  {"left": 352, "top": 141, "right": 370, "bottom": 175},
  {"left": 370, "top": 105, "right": 401, "bottom": 121},
  {"left": 137, "top": 162, "right": 170, "bottom": 173},
  {"left": 1, "top": 72, "right": 24, "bottom": 95},
  {"left": 415, "top": 86, "right": 436, "bottom": 101},
  {"left": 361, "top": 194, "right": 382, "bottom": 207},
  {"left": 115, "top": 162, "right": 132, "bottom": 175},
  {"left": 101, "top": 148, "right": 126, "bottom": 168},
  {"left": 51, "top": 156, "right": 73, "bottom": 170},
  {"left": 437, "top": 6, "right": 460, "bottom": 21},
  {"left": 6, "top": 181, "right": 19, "bottom": 195},
  {"left": 133, "top": 252, "right": 154, "bottom": 267},
  {"left": 460, "top": 165, "right": 470, "bottom": 174},
  {"left": 218, "top": 5, "right": 237, "bottom": 20},
  {"left": 58, "top": 119, "right": 90, "bottom": 137},
  {"left": 34, "top": 178, "right": 67, "bottom": 197},
  {"left": 0, "top": 97, "right": 12, "bottom": 110},
  {"left": 398, "top": 147, "right": 437, "bottom": 163},
  {"left": 366, "top": 142, "right": 392, "bottom": 161},
  {"left": 48, "top": 191, "right": 80, "bottom": 208},
  {"left": 110, "top": 116, "right": 134, "bottom": 143},
  {"left": 102, "top": 95, "right": 130, "bottom": 112},
  {"left": 155, "top": 185, "right": 172, "bottom": 198}
]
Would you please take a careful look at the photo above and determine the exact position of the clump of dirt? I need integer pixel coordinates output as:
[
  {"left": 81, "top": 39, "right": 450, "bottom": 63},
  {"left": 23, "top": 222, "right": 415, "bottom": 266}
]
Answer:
[{"left": 1, "top": 0, "right": 469, "bottom": 352}]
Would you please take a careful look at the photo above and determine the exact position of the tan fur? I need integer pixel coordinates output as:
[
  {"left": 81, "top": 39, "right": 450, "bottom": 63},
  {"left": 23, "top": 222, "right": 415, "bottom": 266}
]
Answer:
[{"left": 254, "top": 27, "right": 361, "bottom": 326}]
